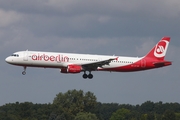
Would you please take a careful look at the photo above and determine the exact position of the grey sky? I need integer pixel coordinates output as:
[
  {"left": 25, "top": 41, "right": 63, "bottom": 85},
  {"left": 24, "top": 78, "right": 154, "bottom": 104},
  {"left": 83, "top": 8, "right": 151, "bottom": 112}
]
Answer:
[{"left": 0, "top": 0, "right": 180, "bottom": 106}]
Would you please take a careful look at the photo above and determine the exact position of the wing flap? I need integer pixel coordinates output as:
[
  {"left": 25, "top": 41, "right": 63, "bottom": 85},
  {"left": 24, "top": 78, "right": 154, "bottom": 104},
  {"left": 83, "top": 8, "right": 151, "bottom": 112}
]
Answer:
[{"left": 81, "top": 57, "right": 118, "bottom": 71}]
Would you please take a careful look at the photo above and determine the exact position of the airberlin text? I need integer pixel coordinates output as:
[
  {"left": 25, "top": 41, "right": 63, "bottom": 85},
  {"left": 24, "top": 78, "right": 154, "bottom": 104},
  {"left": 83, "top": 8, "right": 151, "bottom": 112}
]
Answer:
[{"left": 32, "top": 54, "right": 69, "bottom": 62}]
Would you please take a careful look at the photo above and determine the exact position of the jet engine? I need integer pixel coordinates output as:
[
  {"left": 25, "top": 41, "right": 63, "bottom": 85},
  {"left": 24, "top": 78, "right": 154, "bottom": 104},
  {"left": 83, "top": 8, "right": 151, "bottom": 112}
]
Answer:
[{"left": 61, "top": 65, "right": 82, "bottom": 73}]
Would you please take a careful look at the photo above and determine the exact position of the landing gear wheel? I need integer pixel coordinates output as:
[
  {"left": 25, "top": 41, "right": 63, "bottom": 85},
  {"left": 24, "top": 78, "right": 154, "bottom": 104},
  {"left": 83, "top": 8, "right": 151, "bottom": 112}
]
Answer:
[
  {"left": 22, "top": 66, "right": 27, "bottom": 75},
  {"left": 22, "top": 71, "right": 26, "bottom": 75},
  {"left": 82, "top": 71, "right": 93, "bottom": 79},
  {"left": 88, "top": 74, "right": 93, "bottom": 79},
  {"left": 83, "top": 74, "right": 88, "bottom": 79}
]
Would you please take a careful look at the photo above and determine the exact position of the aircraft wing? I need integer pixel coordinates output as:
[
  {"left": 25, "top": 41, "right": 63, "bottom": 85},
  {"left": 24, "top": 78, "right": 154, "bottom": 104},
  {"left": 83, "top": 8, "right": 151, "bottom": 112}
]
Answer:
[{"left": 80, "top": 57, "right": 118, "bottom": 71}]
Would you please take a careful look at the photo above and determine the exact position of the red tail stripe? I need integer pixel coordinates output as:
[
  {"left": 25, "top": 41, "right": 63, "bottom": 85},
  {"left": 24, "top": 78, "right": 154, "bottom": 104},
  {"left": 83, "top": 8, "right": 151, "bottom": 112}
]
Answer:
[{"left": 162, "top": 37, "right": 170, "bottom": 41}]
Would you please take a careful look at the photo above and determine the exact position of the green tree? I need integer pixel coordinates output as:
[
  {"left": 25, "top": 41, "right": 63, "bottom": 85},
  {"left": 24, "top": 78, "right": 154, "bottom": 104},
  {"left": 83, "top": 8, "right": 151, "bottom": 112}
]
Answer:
[
  {"left": 162, "top": 110, "right": 176, "bottom": 120},
  {"left": 140, "top": 114, "right": 147, "bottom": 120},
  {"left": 52, "top": 89, "right": 97, "bottom": 120},
  {"left": 175, "top": 113, "right": 180, "bottom": 120},
  {"left": 110, "top": 108, "right": 131, "bottom": 120},
  {"left": 19, "top": 102, "right": 33, "bottom": 118},
  {"left": 140, "top": 101, "right": 154, "bottom": 113},
  {"left": 94, "top": 102, "right": 119, "bottom": 120},
  {"left": 74, "top": 112, "right": 99, "bottom": 120},
  {"left": 146, "top": 113, "right": 155, "bottom": 120}
]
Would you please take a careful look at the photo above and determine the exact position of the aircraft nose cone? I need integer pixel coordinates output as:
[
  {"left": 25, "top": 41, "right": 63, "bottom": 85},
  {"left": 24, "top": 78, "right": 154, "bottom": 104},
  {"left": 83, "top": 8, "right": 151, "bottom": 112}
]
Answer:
[{"left": 5, "top": 57, "right": 11, "bottom": 63}]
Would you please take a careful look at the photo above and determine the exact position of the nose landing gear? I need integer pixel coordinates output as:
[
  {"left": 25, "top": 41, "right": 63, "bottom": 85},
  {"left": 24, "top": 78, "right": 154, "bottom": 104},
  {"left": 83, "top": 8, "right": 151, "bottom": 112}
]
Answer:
[{"left": 22, "top": 66, "right": 26, "bottom": 75}]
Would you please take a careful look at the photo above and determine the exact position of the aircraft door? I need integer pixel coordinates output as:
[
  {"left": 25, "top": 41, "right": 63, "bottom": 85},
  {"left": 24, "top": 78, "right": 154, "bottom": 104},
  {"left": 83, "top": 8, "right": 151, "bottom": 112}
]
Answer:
[
  {"left": 98, "top": 58, "right": 102, "bottom": 61},
  {"left": 141, "top": 59, "right": 146, "bottom": 68},
  {"left": 23, "top": 51, "right": 28, "bottom": 61}
]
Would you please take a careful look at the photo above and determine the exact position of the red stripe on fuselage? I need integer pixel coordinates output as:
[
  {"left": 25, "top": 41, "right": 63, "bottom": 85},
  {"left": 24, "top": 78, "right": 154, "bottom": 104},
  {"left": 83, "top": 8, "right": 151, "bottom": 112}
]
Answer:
[{"left": 98, "top": 58, "right": 171, "bottom": 72}]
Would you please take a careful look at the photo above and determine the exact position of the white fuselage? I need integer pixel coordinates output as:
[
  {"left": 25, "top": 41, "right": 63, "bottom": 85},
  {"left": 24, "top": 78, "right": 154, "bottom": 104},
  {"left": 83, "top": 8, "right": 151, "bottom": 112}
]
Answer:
[{"left": 5, "top": 51, "right": 142, "bottom": 71}]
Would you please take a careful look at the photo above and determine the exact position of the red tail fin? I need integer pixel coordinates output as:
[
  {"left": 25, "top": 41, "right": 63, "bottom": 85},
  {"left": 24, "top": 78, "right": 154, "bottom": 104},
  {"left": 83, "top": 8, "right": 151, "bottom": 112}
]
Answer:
[{"left": 144, "top": 37, "right": 170, "bottom": 61}]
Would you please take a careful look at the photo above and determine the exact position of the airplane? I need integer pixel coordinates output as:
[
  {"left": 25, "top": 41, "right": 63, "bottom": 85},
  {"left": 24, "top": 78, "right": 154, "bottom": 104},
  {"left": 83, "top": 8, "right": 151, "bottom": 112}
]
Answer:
[{"left": 5, "top": 37, "right": 172, "bottom": 79}]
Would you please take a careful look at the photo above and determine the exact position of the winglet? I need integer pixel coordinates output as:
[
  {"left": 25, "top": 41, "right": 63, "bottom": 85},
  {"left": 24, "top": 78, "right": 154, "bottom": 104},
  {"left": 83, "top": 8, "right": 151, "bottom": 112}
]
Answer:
[{"left": 115, "top": 57, "right": 119, "bottom": 61}]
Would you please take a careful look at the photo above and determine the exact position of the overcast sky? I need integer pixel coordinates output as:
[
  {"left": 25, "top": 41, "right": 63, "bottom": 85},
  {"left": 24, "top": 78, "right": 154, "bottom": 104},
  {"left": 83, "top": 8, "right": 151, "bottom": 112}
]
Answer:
[{"left": 0, "top": 0, "right": 180, "bottom": 106}]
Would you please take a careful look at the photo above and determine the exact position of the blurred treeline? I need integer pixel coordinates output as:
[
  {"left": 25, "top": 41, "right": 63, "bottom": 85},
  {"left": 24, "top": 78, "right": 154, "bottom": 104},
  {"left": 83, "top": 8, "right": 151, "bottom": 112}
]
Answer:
[{"left": 0, "top": 89, "right": 179, "bottom": 120}]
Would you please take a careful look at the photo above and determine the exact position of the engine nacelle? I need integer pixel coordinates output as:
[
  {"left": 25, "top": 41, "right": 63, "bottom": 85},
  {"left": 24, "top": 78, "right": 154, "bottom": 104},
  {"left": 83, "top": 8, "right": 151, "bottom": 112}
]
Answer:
[{"left": 61, "top": 65, "right": 82, "bottom": 73}]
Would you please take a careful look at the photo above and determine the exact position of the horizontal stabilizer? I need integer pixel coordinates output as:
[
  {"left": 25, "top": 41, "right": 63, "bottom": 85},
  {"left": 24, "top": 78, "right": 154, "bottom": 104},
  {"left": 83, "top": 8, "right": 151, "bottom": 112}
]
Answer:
[{"left": 153, "top": 61, "right": 172, "bottom": 67}]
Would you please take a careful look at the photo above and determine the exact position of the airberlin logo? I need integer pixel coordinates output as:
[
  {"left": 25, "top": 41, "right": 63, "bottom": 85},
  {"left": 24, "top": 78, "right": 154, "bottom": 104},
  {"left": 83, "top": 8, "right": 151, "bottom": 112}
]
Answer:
[
  {"left": 156, "top": 46, "right": 165, "bottom": 53},
  {"left": 154, "top": 40, "right": 169, "bottom": 58},
  {"left": 32, "top": 53, "right": 69, "bottom": 62}
]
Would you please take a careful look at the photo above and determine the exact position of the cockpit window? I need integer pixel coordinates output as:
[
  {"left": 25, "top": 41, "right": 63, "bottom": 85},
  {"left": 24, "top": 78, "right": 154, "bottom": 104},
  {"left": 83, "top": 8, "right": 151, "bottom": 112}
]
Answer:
[{"left": 11, "top": 54, "right": 19, "bottom": 57}]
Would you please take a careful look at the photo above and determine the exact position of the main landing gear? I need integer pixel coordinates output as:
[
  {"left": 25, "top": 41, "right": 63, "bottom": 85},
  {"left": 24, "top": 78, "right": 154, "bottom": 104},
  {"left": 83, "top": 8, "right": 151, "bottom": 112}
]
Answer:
[
  {"left": 82, "top": 71, "right": 93, "bottom": 79},
  {"left": 22, "top": 66, "right": 26, "bottom": 75}
]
